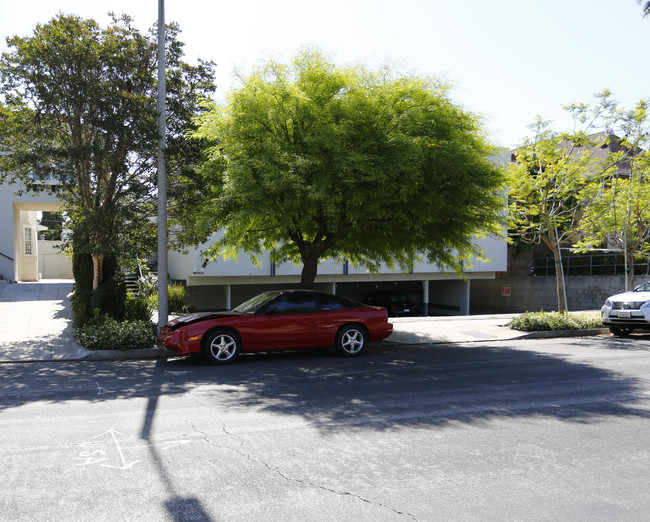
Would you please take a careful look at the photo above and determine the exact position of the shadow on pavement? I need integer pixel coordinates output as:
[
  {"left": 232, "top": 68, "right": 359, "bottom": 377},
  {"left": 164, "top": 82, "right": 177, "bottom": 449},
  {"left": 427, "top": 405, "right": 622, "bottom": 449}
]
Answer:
[{"left": 1, "top": 339, "right": 649, "bottom": 434}]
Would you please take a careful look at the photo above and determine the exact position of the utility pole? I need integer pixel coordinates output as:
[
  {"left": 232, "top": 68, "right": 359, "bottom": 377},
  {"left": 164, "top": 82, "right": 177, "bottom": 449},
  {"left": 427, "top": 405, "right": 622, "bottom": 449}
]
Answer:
[{"left": 157, "top": 0, "right": 168, "bottom": 331}]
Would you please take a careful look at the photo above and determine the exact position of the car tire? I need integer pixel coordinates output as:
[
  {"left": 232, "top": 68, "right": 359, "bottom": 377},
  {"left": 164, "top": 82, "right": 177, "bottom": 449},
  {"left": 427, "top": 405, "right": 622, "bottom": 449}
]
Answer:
[
  {"left": 335, "top": 325, "right": 367, "bottom": 357},
  {"left": 609, "top": 326, "right": 633, "bottom": 337},
  {"left": 203, "top": 329, "right": 241, "bottom": 364}
]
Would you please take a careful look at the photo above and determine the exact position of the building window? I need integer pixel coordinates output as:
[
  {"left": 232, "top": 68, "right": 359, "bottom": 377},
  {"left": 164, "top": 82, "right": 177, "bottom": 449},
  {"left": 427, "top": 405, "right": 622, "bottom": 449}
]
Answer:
[{"left": 24, "top": 226, "right": 34, "bottom": 255}]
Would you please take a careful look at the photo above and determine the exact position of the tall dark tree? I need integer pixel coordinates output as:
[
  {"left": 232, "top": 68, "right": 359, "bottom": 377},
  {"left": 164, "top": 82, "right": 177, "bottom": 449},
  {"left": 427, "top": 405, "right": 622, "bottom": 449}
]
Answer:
[
  {"left": 190, "top": 49, "right": 505, "bottom": 289},
  {"left": 0, "top": 13, "right": 215, "bottom": 321}
]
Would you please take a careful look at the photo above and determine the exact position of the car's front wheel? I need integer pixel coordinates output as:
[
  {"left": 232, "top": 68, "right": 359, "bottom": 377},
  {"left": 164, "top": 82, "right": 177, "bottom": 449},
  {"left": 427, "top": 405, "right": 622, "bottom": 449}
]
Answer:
[
  {"left": 335, "top": 325, "right": 367, "bottom": 357},
  {"left": 203, "top": 330, "right": 241, "bottom": 364},
  {"left": 609, "top": 326, "right": 633, "bottom": 337}
]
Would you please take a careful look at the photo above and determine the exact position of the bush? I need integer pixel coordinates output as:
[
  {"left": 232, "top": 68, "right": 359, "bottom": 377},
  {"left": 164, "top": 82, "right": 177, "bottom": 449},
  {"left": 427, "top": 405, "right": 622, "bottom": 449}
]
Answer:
[
  {"left": 510, "top": 311, "right": 602, "bottom": 332},
  {"left": 148, "top": 283, "right": 189, "bottom": 314},
  {"left": 168, "top": 284, "right": 188, "bottom": 314},
  {"left": 74, "top": 314, "right": 156, "bottom": 351},
  {"left": 124, "top": 292, "right": 153, "bottom": 321}
]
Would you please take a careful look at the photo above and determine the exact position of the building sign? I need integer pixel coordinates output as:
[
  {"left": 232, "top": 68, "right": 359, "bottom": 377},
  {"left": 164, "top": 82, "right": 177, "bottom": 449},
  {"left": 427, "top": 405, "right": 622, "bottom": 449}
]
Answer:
[{"left": 501, "top": 287, "right": 511, "bottom": 297}]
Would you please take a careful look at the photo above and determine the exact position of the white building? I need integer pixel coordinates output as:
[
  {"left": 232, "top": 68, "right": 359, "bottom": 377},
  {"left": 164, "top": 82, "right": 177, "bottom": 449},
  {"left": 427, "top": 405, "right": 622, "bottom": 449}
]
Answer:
[
  {"left": 168, "top": 234, "right": 506, "bottom": 315},
  {"left": 0, "top": 180, "right": 72, "bottom": 282}
]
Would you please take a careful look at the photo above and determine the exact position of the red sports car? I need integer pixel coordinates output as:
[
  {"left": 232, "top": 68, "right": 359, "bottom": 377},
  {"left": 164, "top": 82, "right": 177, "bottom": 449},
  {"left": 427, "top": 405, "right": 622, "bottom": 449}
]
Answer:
[{"left": 157, "top": 290, "right": 394, "bottom": 364}]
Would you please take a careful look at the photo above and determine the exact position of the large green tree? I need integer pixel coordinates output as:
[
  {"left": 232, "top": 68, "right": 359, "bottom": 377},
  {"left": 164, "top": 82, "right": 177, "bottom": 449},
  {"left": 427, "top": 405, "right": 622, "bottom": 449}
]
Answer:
[
  {"left": 190, "top": 49, "right": 505, "bottom": 289},
  {"left": 0, "top": 13, "right": 215, "bottom": 319}
]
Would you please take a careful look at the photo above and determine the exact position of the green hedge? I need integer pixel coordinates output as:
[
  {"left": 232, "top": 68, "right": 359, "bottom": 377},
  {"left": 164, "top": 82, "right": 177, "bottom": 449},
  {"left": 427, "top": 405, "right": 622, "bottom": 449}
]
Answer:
[
  {"left": 74, "top": 316, "right": 156, "bottom": 351},
  {"left": 510, "top": 311, "right": 603, "bottom": 332},
  {"left": 148, "top": 283, "right": 189, "bottom": 314}
]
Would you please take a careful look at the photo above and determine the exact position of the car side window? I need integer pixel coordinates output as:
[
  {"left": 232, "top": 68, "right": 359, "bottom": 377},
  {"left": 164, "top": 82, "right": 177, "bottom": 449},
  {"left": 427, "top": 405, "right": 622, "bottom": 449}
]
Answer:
[
  {"left": 267, "top": 293, "right": 319, "bottom": 315},
  {"left": 320, "top": 294, "right": 358, "bottom": 311},
  {"left": 634, "top": 282, "right": 650, "bottom": 292}
]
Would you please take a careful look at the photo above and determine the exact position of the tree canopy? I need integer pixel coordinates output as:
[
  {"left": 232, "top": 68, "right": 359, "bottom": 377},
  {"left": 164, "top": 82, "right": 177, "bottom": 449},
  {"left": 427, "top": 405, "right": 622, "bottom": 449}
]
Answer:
[
  {"left": 508, "top": 118, "right": 604, "bottom": 312},
  {"left": 190, "top": 49, "right": 505, "bottom": 288},
  {"left": 0, "top": 13, "right": 215, "bottom": 302},
  {"left": 509, "top": 90, "right": 650, "bottom": 309},
  {"left": 571, "top": 94, "right": 650, "bottom": 291}
]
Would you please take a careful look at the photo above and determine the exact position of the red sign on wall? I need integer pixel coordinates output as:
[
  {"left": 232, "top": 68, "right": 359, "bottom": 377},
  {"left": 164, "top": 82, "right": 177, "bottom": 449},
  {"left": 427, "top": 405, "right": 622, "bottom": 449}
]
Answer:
[{"left": 501, "top": 287, "right": 511, "bottom": 297}]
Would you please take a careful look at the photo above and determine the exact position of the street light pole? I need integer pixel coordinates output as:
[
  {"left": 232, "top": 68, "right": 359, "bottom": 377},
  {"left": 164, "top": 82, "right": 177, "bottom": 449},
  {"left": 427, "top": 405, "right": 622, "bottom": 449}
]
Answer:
[{"left": 157, "top": 0, "right": 168, "bottom": 331}]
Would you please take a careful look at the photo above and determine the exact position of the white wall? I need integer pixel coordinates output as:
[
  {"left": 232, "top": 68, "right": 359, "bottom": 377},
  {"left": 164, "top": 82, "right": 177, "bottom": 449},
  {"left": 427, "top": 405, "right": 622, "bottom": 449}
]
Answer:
[{"left": 169, "top": 230, "right": 507, "bottom": 284}]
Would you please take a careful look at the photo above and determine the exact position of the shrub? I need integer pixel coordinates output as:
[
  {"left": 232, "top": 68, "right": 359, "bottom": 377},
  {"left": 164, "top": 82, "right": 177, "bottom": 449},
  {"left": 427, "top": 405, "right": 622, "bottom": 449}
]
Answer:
[
  {"left": 124, "top": 292, "right": 153, "bottom": 321},
  {"left": 510, "top": 311, "right": 602, "bottom": 332},
  {"left": 148, "top": 283, "right": 189, "bottom": 314},
  {"left": 168, "top": 283, "right": 188, "bottom": 314},
  {"left": 74, "top": 314, "right": 156, "bottom": 351}
]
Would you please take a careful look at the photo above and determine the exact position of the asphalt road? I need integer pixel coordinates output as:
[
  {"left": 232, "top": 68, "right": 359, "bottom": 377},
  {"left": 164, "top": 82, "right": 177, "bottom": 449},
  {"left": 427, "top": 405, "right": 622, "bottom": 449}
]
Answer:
[{"left": 1, "top": 335, "right": 650, "bottom": 521}]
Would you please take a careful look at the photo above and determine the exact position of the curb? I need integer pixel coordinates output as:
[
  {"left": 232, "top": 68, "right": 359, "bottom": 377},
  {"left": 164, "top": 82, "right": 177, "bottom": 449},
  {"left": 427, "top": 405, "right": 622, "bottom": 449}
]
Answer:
[
  {"left": 516, "top": 328, "right": 610, "bottom": 340},
  {"left": 79, "top": 347, "right": 175, "bottom": 361}
]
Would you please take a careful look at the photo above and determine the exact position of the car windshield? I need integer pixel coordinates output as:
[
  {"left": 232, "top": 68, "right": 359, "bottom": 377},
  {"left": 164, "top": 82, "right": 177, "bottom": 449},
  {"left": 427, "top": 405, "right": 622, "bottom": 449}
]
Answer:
[
  {"left": 633, "top": 281, "right": 650, "bottom": 292},
  {"left": 232, "top": 291, "right": 281, "bottom": 314}
]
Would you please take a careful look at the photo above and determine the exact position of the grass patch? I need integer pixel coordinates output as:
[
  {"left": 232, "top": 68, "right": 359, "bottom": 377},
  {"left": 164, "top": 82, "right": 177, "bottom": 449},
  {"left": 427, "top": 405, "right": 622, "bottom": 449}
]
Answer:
[{"left": 510, "top": 311, "right": 603, "bottom": 332}]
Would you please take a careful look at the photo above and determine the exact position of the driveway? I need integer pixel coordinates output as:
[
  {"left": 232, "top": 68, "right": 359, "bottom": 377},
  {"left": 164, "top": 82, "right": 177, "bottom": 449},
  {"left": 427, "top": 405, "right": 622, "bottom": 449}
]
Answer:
[{"left": 0, "top": 280, "right": 88, "bottom": 361}]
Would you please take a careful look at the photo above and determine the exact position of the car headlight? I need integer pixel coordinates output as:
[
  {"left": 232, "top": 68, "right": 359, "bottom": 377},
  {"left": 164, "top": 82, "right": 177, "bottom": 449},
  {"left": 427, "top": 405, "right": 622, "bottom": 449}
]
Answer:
[{"left": 604, "top": 299, "right": 612, "bottom": 308}]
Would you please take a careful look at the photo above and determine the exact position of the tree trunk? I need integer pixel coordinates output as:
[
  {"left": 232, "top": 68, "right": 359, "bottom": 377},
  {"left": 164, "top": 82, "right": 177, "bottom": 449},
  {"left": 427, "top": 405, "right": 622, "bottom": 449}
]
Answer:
[
  {"left": 299, "top": 254, "right": 320, "bottom": 289},
  {"left": 626, "top": 250, "right": 635, "bottom": 292},
  {"left": 544, "top": 228, "right": 567, "bottom": 314},
  {"left": 552, "top": 247, "right": 567, "bottom": 313},
  {"left": 92, "top": 253, "right": 104, "bottom": 291}
]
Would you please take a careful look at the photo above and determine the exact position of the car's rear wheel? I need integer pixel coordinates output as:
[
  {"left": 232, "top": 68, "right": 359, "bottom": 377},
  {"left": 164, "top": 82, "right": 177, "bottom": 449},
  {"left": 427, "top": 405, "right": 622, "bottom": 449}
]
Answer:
[
  {"left": 203, "top": 330, "right": 241, "bottom": 364},
  {"left": 335, "top": 325, "right": 367, "bottom": 357},
  {"left": 609, "top": 326, "right": 633, "bottom": 337}
]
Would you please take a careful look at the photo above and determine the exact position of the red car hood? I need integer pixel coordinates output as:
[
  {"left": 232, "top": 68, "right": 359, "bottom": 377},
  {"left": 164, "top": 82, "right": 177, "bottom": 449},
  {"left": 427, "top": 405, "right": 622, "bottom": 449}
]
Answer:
[{"left": 166, "top": 311, "right": 246, "bottom": 330}]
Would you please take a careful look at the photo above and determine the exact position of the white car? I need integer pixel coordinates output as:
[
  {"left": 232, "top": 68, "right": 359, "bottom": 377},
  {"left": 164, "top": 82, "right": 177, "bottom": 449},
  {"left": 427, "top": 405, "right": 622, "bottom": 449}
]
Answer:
[{"left": 601, "top": 281, "right": 650, "bottom": 336}]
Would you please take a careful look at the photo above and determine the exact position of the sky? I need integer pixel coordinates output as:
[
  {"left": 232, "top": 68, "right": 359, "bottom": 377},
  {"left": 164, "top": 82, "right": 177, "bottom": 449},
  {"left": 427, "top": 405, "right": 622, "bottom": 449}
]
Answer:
[{"left": 2, "top": 0, "right": 649, "bottom": 149}]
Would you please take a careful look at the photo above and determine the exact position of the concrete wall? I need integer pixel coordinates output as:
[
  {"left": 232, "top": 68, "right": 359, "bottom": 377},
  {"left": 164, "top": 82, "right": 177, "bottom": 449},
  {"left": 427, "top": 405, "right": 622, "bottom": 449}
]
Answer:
[{"left": 470, "top": 275, "right": 650, "bottom": 314}]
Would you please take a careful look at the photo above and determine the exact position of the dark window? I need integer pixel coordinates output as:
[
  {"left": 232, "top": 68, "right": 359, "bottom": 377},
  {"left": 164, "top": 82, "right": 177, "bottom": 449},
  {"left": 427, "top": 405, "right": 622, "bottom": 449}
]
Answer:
[
  {"left": 268, "top": 293, "right": 319, "bottom": 314},
  {"left": 320, "top": 294, "right": 362, "bottom": 311}
]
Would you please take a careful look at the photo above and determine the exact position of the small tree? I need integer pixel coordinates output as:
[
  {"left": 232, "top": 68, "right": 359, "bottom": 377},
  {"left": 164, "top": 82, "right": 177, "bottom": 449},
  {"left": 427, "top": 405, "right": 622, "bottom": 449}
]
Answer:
[
  {"left": 573, "top": 97, "right": 650, "bottom": 291},
  {"left": 190, "top": 49, "right": 505, "bottom": 288},
  {"left": 509, "top": 91, "right": 650, "bottom": 309},
  {"left": 37, "top": 211, "right": 64, "bottom": 241},
  {"left": 508, "top": 119, "right": 604, "bottom": 313}
]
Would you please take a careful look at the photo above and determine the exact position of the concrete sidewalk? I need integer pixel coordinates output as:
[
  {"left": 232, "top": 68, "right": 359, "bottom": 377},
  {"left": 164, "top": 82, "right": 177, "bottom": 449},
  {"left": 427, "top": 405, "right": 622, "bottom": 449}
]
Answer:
[{"left": 0, "top": 281, "right": 607, "bottom": 363}]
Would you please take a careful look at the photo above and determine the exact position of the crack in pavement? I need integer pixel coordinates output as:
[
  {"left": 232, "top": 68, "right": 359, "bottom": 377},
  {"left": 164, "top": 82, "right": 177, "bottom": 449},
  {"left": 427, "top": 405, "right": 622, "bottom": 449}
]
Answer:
[{"left": 190, "top": 422, "right": 417, "bottom": 520}]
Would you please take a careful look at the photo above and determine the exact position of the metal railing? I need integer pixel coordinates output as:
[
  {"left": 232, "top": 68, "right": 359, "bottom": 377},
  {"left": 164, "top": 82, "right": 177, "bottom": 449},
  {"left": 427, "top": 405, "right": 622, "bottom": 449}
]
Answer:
[
  {"left": 531, "top": 253, "right": 650, "bottom": 276},
  {"left": 0, "top": 251, "right": 13, "bottom": 261}
]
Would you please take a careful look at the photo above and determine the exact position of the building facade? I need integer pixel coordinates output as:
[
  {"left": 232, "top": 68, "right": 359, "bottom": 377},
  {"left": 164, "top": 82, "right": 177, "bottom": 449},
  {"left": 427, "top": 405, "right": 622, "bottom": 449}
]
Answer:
[{"left": 0, "top": 180, "right": 72, "bottom": 282}]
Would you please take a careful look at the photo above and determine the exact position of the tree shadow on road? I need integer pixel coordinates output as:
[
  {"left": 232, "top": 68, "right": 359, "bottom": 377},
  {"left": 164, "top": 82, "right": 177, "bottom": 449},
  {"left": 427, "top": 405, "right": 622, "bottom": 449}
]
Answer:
[{"left": 1, "top": 338, "right": 649, "bottom": 435}]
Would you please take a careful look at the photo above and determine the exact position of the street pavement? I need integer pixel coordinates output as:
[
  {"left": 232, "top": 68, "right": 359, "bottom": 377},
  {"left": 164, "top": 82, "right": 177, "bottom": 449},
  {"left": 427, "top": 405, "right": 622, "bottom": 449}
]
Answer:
[{"left": 0, "top": 280, "right": 608, "bottom": 363}]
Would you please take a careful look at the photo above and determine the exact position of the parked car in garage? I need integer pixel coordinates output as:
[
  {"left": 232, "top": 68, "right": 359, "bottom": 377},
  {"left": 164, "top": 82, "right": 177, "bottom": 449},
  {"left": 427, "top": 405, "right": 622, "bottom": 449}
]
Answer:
[
  {"left": 601, "top": 281, "right": 650, "bottom": 336},
  {"left": 361, "top": 290, "right": 419, "bottom": 317},
  {"left": 158, "top": 289, "right": 393, "bottom": 364}
]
